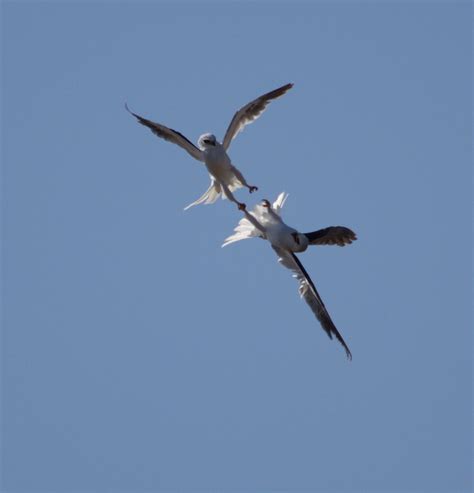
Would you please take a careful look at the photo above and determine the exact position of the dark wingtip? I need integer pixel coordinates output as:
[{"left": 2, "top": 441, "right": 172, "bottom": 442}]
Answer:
[
  {"left": 269, "top": 82, "right": 294, "bottom": 99},
  {"left": 124, "top": 102, "right": 139, "bottom": 119},
  {"left": 337, "top": 335, "right": 352, "bottom": 361},
  {"left": 332, "top": 327, "right": 352, "bottom": 360},
  {"left": 325, "top": 328, "right": 352, "bottom": 360},
  {"left": 348, "top": 228, "right": 358, "bottom": 242}
]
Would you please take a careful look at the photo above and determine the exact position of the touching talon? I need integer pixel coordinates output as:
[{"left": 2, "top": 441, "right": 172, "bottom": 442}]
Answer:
[
  {"left": 261, "top": 199, "right": 271, "bottom": 208},
  {"left": 249, "top": 186, "right": 258, "bottom": 193},
  {"left": 238, "top": 202, "right": 246, "bottom": 211}
]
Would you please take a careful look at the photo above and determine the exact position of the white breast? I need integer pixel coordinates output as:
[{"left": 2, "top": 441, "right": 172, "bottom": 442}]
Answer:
[
  {"left": 266, "top": 223, "right": 294, "bottom": 249},
  {"left": 266, "top": 222, "right": 308, "bottom": 253},
  {"left": 204, "top": 145, "right": 230, "bottom": 166}
]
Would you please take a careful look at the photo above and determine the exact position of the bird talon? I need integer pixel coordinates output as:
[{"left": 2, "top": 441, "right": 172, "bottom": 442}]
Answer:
[
  {"left": 249, "top": 186, "right": 258, "bottom": 193},
  {"left": 261, "top": 199, "right": 271, "bottom": 208},
  {"left": 238, "top": 203, "right": 246, "bottom": 211}
]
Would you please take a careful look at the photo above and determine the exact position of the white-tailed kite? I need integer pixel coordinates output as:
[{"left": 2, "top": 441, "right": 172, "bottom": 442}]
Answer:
[
  {"left": 126, "top": 83, "right": 293, "bottom": 210},
  {"left": 223, "top": 193, "right": 356, "bottom": 359}
]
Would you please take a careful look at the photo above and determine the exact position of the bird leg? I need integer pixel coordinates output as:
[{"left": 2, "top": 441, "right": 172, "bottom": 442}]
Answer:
[
  {"left": 220, "top": 181, "right": 246, "bottom": 211},
  {"left": 230, "top": 166, "right": 258, "bottom": 194},
  {"left": 242, "top": 208, "right": 266, "bottom": 234}
]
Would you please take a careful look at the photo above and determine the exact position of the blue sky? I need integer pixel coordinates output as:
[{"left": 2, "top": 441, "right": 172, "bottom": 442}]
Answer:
[{"left": 2, "top": 1, "right": 472, "bottom": 492}]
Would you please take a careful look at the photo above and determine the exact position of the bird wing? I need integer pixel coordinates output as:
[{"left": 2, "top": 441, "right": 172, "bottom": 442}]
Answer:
[
  {"left": 125, "top": 104, "right": 204, "bottom": 162},
  {"left": 304, "top": 227, "right": 357, "bottom": 247},
  {"left": 272, "top": 246, "right": 352, "bottom": 360},
  {"left": 222, "top": 83, "right": 294, "bottom": 150},
  {"left": 272, "top": 192, "right": 288, "bottom": 216},
  {"left": 222, "top": 211, "right": 264, "bottom": 247}
]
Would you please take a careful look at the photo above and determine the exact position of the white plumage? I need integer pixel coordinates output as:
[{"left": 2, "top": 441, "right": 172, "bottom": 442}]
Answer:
[
  {"left": 222, "top": 192, "right": 288, "bottom": 245},
  {"left": 126, "top": 83, "right": 293, "bottom": 210},
  {"left": 224, "top": 193, "right": 356, "bottom": 360}
]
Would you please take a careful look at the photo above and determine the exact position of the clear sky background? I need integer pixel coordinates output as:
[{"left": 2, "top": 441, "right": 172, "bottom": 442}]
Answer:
[{"left": 1, "top": 1, "right": 472, "bottom": 492}]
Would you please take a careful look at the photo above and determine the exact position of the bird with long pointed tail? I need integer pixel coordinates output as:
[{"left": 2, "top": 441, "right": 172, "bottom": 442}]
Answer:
[
  {"left": 223, "top": 193, "right": 356, "bottom": 359},
  {"left": 126, "top": 83, "right": 293, "bottom": 210}
]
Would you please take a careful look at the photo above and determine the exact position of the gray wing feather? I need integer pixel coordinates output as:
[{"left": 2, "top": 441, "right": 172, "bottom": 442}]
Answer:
[
  {"left": 125, "top": 104, "right": 203, "bottom": 162},
  {"left": 222, "top": 83, "right": 293, "bottom": 150},
  {"left": 272, "top": 246, "right": 352, "bottom": 360},
  {"left": 305, "top": 226, "right": 357, "bottom": 246}
]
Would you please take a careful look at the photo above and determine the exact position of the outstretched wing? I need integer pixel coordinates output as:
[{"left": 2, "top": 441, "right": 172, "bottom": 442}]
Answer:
[
  {"left": 222, "top": 210, "right": 264, "bottom": 247},
  {"left": 272, "top": 192, "right": 288, "bottom": 216},
  {"left": 305, "top": 226, "right": 357, "bottom": 247},
  {"left": 125, "top": 104, "right": 204, "bottom": 162},
  {"left": 272, "top": 246, "right": 352, "bottom": 360},
  {"left": 222, "top": 83, "right": 293, "bottom": 150}
]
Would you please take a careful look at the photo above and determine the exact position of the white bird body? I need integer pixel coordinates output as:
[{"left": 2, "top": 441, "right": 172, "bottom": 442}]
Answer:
[
  {"left": 264, "top": 216, "right": 309, "bottom": 253},
  {"left": 200, "top": 139, "right": 232, "bottom": 174},
  {"left": 126, "top": 83, "right": 294, "bottom": 210},
  {"left": 179, "top": 133, "right": 250, "bottom": 210},
  {"left": 223, "top": 193, "right": 309, "bottom": 252},
  {"left": 223, "top": 193, "right": 356, "bottom": 359}
]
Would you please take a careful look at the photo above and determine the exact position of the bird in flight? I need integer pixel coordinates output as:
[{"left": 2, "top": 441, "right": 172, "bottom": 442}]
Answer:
[
  {"left": 126, "top": 83, "right": 293, "bottom": 210},
  {"left": 223, "top": 193, "right": 356, "bottom": 359}
]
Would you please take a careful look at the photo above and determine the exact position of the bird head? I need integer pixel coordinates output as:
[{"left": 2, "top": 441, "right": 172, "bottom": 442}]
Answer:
[{"left": 198, "top": 133, "right": 217, "bottom": 150}]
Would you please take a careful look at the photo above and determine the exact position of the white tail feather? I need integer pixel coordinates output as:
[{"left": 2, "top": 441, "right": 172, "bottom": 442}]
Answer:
[
  {"left": 222, "top": 217, "right": 258, "bottom": 247},
  {"left": 184, "top": 181, "right": 222, "bottom": 210}
]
